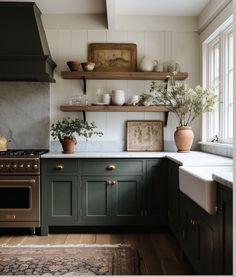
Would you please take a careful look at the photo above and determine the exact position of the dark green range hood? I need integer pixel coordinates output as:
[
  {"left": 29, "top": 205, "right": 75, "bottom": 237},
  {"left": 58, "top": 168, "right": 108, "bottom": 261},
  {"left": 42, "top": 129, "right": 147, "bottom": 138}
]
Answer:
[{"left": 0, "top": 2, "right": 56, "bottom": 82}]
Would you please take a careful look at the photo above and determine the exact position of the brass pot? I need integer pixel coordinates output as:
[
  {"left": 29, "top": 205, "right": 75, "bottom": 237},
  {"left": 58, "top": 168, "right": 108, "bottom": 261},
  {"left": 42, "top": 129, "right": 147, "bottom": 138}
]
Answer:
[{"left": 0, "top": 135, "right": 11, "bottom": 151}]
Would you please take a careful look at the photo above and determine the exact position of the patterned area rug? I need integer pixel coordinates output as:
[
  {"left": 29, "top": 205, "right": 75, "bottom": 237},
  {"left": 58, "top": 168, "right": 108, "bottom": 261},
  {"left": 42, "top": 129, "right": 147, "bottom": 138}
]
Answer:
[{"left": 0, "top": 245, "right": 140, "bottom": 275}]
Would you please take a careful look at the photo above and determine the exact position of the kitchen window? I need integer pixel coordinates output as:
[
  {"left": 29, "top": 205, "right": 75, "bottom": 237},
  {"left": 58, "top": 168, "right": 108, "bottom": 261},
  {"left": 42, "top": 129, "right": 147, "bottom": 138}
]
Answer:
[{"left": 202, "top": 18, "right": 233, "bottom": 144}]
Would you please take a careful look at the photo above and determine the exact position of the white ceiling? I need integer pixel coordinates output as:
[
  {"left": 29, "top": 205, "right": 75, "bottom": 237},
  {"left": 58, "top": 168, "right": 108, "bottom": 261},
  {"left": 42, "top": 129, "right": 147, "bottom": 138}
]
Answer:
[
  {"left": 115, "top": 0, "right": 210, "bottom": 16},
  {"left": 1, "top": 0, "right": 210, "bottom": 16}
]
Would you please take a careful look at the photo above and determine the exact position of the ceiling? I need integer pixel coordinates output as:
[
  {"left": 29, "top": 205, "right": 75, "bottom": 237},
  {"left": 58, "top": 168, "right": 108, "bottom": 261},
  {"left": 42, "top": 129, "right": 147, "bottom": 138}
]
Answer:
[
  {"left": 0, "top": 0, "right": 210, "bottom": 16},
  {"left": 116, "top": 0, "right": 210, "bottom": 16}
]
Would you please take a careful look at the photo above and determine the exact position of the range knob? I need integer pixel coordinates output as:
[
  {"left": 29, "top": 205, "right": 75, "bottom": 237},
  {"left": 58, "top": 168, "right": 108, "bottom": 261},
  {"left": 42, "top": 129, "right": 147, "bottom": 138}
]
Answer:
[
  {"left": 5, "top": 164, "right": 11, "bottom": 168},
  {"left": 13, "top": 164, "right": 17, "bottom": 169},
  {"left": 0, "top": 164, "right": 4, "bottom": 168},
  {"left": 26, "top": 164, "right": 31, "bottom": 169},
  {"left": 19, "top": 164, "right": 24, "bottom": 168},
  {"left": 33, "top": 164, "right": 38, "bottom": 169}
]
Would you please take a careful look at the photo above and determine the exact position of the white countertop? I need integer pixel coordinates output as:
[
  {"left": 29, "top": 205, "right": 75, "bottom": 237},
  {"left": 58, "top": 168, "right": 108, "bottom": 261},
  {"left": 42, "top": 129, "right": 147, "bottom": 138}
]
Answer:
[
  {"left": 42, "top": 150, "right": 233, "bottom": 165},
  {"left": 212, "top": 172, "right": 233, "bottom": 189}
]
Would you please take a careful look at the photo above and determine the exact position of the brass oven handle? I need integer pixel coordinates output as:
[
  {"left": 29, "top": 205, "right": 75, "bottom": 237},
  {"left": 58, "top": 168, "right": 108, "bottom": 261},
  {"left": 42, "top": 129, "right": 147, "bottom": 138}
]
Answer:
[
  {"left": 5, "top": 215, "right": 16, "bottom": 220},
  {"left": 55, "top": 164, "right": 64, "bottom": 170},
  {"left": 106, "top": 165, "right": 116, "bottom": 171},
  {"left": 0, "top": 179, "right": 36, "bottom": 183}
]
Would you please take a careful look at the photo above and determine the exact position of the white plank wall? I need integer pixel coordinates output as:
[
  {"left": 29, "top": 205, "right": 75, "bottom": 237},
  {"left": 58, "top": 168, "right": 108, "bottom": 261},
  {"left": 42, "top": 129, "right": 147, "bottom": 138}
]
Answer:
[{"left": 45, "top": 18, "right": 200, "bottom": 150}]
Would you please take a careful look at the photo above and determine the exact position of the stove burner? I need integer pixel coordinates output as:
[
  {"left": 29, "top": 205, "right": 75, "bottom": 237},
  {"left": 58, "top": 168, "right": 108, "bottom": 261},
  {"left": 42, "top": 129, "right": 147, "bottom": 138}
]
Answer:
[{"left": 0, "top": 149, "right": 48, "bottom": 156}]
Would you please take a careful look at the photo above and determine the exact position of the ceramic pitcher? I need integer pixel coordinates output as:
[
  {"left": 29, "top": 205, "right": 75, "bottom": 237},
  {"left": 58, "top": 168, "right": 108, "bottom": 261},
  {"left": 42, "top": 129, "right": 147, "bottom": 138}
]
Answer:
[{"left": 139, "top": 56, "right": 154, "bottom": 71}]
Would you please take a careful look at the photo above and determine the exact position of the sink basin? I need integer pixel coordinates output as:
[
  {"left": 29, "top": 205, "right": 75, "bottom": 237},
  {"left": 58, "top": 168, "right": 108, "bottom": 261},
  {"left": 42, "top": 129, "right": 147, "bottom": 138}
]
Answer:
[{"left": 179, "top": 166, "right": 232, "bottom": 215}]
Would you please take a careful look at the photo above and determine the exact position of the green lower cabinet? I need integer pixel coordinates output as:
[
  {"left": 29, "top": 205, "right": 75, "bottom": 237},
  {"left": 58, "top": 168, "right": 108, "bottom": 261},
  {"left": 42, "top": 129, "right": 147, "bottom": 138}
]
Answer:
[
  {"left": 81, "top": 175, "right": 142, "bottom": 225},
  {"left": 146, "top": 159, "right": 168, "bottom": 225},
  {"left": 217, "top": 184, "right": 233, "bottom": 275},
  {"left": 180, "top": 192, "right": 220, "bottom": 275},
  {"left": 81, "top": 176, "right": 112, "bottom": 224},
  {"left": 112, "top": 175, "right": 143, "bottom": 224},
  {"left": 47, "top": 175, "right": 79, "bottom": 224},
  {"left": 168, "top": 160, "right": 181, "bottom": 239}
]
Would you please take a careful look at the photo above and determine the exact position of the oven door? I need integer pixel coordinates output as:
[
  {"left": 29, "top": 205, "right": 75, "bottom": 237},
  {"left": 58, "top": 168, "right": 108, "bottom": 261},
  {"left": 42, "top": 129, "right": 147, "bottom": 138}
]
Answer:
[{"left": 0, "top": 176, "right": 39, "bottom": 225}]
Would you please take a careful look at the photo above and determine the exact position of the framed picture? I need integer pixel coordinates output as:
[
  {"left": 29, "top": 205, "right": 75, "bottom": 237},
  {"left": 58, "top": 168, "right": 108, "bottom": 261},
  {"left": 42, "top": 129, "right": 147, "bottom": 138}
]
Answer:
[
  {"left": 126, "top": 120, "right": 164, "bottom": 152},
  {"left": 88, "top": 43, "right": 137, "bottom": 72}
]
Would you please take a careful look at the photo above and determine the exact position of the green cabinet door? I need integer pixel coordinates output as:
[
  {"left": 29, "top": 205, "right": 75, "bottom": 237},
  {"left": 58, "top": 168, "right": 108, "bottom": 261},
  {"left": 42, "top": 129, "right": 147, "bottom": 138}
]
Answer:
[
  {"left": 81, "top": 176, "right": 112, "bottom": 224},
  {"left": 180, "top": 192, "right": 220, "bottom": 275},
  {"left": 112, "top": 175, "right": 142, "bottom": 224},
  {"left": 168, "top": 160, "right": 180, "bottom": 238},
  {"left": 146, "top": 159, "right": 168, "bottom": 225},
  {"left": 217, "top": 184, "right": 232, "bottom": 275},
  {"left": 47, "top": 175, "right": 78, "bottom": 224}
]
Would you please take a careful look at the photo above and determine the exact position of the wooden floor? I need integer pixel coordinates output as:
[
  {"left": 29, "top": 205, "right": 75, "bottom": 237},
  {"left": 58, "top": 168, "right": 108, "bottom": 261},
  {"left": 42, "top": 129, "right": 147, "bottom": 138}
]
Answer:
[{"left": 0, "top": 233, "right": 194, "bottom": 275}]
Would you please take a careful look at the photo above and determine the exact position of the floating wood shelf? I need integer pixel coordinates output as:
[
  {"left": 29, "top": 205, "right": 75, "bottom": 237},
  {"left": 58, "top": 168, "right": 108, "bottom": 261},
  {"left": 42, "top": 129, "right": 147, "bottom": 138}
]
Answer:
[
  {"left": 61, "top": 71, "right": 188, "bottom": 81},
  {"left": 60, "top": 105, "right": 171, "bottom": 126},
  {"left": 60, "top": 105, "right": 170, "bottom": 112}
]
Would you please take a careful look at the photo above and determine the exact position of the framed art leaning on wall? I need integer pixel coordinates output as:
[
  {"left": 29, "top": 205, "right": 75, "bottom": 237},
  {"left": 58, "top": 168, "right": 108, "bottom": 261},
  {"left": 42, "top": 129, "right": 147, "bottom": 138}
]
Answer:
[
  {"left": 88, "top": 43, "right": 137, "bottom": 72},
  {"left": 126, "top": 120, "right": 164, "bottom": 151}
]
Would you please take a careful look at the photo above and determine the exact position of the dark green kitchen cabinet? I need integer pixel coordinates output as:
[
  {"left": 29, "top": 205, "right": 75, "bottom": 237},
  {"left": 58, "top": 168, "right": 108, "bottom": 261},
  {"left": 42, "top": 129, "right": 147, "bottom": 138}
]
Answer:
[
  {"left": 41, "top": 158, "right": 168, "bottom": 234},
  {"left": 46, "top": 175, "right": 78, "bottom": 222},
  {"left": 180, "top": 192, "right": 220, "bottom": 275},
  {"left": 146, "top": 159, "right": 168, "bottom": 225},
  {"left": 217, "top": 183, "right": 233, "bottom": 275},
  {"left": 41, "top": 159, "right": 80, "bottom": 235},
  {"left": 81, "top": 159, "right": 143, "bottom": 225},
  {"left": 168, "top": 160, "right": 181, "bottom": 238},
  {"left": 81, "top": 176, "right": 112, "bottom": 224}
]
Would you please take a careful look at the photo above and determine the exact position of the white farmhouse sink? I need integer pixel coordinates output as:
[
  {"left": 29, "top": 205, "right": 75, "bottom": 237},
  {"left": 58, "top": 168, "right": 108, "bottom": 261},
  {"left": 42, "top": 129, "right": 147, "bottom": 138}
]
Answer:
[{"left": 179, "top": 166, "right": 232, "bottom": 215}]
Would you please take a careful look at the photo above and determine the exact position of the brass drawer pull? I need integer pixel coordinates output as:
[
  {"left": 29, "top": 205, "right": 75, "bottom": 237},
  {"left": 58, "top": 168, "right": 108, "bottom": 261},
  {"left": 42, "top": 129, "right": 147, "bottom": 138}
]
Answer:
[
  {"left": 106, "top": 165, "right": 116, "bottom": 171},
  {"left": 55, "top": 164, "right": 64, "bottom": 170}
]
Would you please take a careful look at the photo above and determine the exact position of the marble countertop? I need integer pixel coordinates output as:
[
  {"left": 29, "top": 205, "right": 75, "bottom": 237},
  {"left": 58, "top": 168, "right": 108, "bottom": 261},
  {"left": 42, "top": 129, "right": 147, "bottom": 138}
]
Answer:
[
  {"left": 212, "top": 171, "right": 233, "bottom": 189},
  {"left": 42, "top": 150, "right": 232, "bottom": 166}
]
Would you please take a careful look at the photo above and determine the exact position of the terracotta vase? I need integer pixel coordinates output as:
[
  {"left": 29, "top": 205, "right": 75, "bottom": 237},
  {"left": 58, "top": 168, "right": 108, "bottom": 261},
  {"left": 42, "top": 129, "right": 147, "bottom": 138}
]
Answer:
[
  {"left": 60, "top": 137, "right": 76, "bottom": 154},
  {"left": 174, "top": 126, "right": 194, "bottom": 153}
]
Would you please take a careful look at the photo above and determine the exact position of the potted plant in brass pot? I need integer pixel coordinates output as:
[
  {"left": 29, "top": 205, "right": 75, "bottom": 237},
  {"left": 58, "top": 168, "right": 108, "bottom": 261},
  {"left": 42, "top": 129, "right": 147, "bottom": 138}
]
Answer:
[
  {"left": 149, "top": 74, "right": 217, "bottom": 152},
  {"left": 51, "top": 117, "right": 103, "bottom": 153}
]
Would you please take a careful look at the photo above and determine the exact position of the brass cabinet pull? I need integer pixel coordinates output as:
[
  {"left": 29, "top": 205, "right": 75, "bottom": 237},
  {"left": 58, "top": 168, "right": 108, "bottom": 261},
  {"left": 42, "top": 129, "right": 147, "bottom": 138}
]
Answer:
[
  {"left": 106, "top": 165, "right": 116, "bottom": 171},
  {"left": 55, "top": 164, "right": 64, "bottom": 170},
  {"left": 107, "top": 180, "right": 112, "bottom": 185},
  {"left": 111, "top": 180, "right": 117, "bottom": 185},
  {"left": 5, "top": 215, "right": 16, "bottom": 220}
]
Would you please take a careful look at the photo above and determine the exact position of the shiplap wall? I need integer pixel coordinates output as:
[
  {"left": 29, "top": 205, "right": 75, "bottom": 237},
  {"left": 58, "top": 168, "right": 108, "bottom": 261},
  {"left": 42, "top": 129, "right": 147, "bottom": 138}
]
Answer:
[{"left": 44, "top": 15, "right": 200, "bottom": 151}]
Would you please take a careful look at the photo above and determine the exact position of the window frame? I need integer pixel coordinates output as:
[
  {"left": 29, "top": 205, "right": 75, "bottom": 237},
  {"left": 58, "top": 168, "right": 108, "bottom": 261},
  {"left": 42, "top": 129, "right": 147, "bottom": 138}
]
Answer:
[{"left": 202, "top": 17, "right": 233, "bottom": 144}]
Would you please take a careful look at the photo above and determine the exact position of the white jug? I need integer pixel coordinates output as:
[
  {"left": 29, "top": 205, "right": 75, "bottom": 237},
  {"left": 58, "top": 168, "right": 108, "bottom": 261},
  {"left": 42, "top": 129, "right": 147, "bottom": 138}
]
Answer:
[{"left": 139, "top": 56, "right": 154, "bottom": 72}]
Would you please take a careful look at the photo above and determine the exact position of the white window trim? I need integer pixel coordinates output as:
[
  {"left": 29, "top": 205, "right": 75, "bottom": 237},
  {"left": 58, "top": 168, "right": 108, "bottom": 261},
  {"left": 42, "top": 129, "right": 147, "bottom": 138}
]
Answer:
[{"left": 202, "top": 16, "right": 233, "bottom": 146}]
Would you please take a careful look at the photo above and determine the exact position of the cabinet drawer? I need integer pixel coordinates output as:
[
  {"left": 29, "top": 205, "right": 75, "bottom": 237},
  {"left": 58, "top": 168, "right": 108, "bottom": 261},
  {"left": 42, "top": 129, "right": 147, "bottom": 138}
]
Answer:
[
  {"left": 45, "top": 159, "right": 78, "bottom": 173},
  {"left": 81, "top": 159, "right": 143, "bottom": 175}
]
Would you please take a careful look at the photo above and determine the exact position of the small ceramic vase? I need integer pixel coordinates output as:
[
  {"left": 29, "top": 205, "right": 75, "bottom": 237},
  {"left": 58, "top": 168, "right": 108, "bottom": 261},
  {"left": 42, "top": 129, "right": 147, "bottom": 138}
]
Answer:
[{"left": 139, "top": 56, "right": 154, "bottom": 71}]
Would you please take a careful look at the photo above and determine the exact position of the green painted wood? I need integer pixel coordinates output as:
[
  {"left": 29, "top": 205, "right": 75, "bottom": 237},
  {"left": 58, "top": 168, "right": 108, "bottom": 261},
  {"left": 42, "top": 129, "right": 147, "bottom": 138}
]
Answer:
[
  {"left": 217, "top": 184, "right": 232, "bottom": 274},
  {"left": 47, "top": 175, "right": 78, "bottom": 223},
  {"left": 180, "top": 192, "right": 220, "bottom": 275},
  {"left": 46, "top": 159, "right": 78, "bottom": 174},
  {"left": 81, "top": 159, "right": 144, "bottom": 175},
  {"left": 112, "top": 175, "right": 142, "bottom": 224},
  {"left": 168, "top": 160, "right": 181, "bottom": 238},
  {"left": 81, "top": 176, "right": 112, "bottom": 224},
  {"left": 146, "top": 159, "right": 168, "bottom": 225}
]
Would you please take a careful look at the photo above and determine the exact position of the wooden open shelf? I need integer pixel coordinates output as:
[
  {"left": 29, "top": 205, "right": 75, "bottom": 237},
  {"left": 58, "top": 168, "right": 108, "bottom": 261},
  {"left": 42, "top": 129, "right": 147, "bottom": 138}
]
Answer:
[
  {"left": 61, "top": 71, "right": 188, "bottom": 81},
  {"left": 60, "top": 105, "right": 170, "bottom": 112},
  {"left": 60, "top": 105, "right": 171, "bottom": 126}
]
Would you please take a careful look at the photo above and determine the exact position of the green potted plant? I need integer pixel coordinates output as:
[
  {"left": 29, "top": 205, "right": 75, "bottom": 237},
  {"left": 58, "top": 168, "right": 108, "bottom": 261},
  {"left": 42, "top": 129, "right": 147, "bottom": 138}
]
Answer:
[
  {"left": 149, "top": 74, "right": 217, "bottom": 152},
  {"left": 50, "top": 117, "right": 103, "bottom": 153}
]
